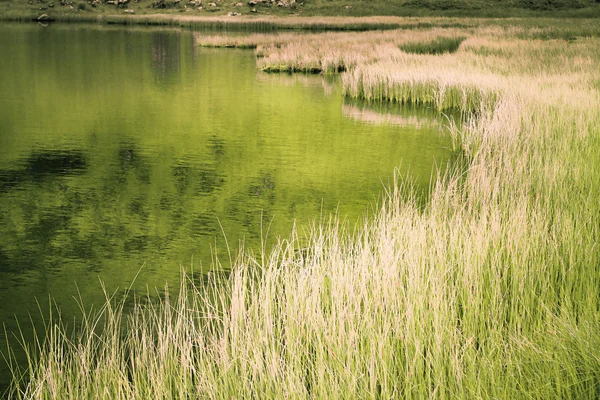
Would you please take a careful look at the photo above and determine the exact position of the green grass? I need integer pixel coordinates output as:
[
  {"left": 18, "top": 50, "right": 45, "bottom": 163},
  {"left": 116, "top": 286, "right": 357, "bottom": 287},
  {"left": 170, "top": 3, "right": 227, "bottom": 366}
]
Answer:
[
  {"left": 1, "top": 0, "right": 600, "bottom": 23},
  {"left": 399, "top": 36, "right": 466, "bottom": 54},
  {"left": 345, "top": 78, "right": 499, "bottom": 113},
  {"left": 299, "top": 0, "right": 600, "bottom": 17}
]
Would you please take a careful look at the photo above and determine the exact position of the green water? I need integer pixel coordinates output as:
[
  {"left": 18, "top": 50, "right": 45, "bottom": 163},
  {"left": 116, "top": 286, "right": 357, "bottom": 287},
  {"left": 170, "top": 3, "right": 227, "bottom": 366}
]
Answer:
[{"left": 0, "top": 24, "right": 453, "bottom": 392}]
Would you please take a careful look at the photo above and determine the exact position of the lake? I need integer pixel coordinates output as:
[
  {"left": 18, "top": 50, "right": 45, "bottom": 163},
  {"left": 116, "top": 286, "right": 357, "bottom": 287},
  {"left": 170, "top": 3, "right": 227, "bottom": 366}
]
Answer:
[{"left": 0, "top": 23, "right": 454, "bottom": 392}]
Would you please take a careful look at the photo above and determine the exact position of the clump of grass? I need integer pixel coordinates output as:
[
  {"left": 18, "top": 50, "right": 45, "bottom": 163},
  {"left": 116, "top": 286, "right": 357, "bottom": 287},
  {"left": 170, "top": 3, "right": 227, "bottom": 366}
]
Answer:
[
  {"left": 342, "top": 66, "right": 501, "bottom": 113},
  {"left": 399, "top": 36, "right": 466, "bottom": 54}
]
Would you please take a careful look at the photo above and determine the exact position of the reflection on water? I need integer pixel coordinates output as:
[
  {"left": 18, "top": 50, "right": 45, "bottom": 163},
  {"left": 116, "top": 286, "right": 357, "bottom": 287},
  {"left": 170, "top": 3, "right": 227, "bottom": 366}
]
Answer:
[
  {"left": 342, "top": 103, "right": 437, "bottom": 128},
  {"left": 342, "top": 100, "right": 460, "bottom": 128},
  {"left": 255, "top": 72, "right": 338, "bottom": 97},
  {"left": 0, "top": 24, "right": 455, "bottom": 393},
  {"left": 152, "top": 31, "right": 181, "bottom": 87}
]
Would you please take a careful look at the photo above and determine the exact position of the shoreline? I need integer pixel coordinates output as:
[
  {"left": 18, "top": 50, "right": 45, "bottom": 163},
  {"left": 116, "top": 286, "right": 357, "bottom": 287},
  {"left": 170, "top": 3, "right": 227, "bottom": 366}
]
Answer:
[{"left": 1, "top": 9, "right": 599, "bottom": 32}]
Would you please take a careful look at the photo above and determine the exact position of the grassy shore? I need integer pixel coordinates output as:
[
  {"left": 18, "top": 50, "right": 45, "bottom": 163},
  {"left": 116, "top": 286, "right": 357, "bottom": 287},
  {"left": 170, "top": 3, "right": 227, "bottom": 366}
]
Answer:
[
  {"left": 6, "top": 18, "right": 600, "bottom": 399},
  {"left": 1, "top": 0, "right": 600, "bottom": 28}
]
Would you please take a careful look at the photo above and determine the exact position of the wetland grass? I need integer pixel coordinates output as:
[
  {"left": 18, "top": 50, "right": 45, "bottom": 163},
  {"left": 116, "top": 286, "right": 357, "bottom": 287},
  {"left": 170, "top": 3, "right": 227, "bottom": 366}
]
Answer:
[
  {"left": 398, "top": 35, "right": 466, "bottom": 54},
  {"left": 7, "top": 20, "right": 600, "bottom": 399}
]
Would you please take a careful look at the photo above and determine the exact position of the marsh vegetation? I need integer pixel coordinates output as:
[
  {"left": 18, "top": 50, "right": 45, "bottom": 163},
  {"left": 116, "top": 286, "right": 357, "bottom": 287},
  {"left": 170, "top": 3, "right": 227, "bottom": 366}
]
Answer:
[
  {"left": 398, "top": 35, "right": 465, "bottom": 54},
  {"left": 4, "top": 16, "right": 600, "bottom": 400}
]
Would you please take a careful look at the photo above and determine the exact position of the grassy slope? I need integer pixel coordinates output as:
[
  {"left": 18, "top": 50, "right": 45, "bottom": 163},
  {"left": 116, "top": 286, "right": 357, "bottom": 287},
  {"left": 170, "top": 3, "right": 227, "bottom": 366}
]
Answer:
[{"left": 1, "top": 0, "right": 600, "bottom": 22}]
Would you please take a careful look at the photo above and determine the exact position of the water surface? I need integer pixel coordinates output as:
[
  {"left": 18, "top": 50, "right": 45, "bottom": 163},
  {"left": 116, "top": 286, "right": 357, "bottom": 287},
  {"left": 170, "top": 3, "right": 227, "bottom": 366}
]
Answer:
[{"left": 0, "top": 23, "right": 453, "bottom": 392}]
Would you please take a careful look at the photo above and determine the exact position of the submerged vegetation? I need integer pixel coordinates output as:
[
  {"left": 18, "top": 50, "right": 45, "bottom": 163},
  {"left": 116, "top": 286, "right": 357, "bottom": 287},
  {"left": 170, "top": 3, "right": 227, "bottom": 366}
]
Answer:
[{"left": 6, "top": 17, "right": 600, "bottom": 400}]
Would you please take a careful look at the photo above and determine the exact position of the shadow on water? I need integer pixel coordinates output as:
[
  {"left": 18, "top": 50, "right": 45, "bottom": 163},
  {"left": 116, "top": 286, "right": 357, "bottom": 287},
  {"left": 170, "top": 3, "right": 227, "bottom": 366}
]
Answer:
[
  {"left": 0, "top": 150, "right": 87, "bottom": 190},
  {"left": 0, "top": 150, "right": 88, "bottom": 274}
]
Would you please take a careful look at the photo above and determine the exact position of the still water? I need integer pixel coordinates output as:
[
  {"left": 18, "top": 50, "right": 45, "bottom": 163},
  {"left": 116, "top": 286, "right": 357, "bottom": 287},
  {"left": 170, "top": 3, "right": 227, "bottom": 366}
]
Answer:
[{"left": 0, "top": 24, "right": 453, "bottom": 391}]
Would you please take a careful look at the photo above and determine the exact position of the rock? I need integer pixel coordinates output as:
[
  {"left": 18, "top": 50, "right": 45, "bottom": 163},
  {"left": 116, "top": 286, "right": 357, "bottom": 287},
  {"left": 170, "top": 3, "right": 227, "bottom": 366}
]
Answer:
[
  {"left": 248, "top": 0, "right": 256, "bottom": 4},
  {"left": 250, "top": 7, "right": 256, "bottom": 11},
  {"left": 207, "top": 1, "right": 215, "bottom": 5},
  {"left": 344, "top": 5, "right": 351, "bottom": 8},
  {"left": 227, "top": 10, "right": 240, "bottom": 15},
  {"left": 36, "top": 13, "right": 54, "bottom": 21},
  {"left": 235, "top": 2, "right": 242, "bottom": 5},
  {"left": 123, "top": 8, "right": 134, "bottom": 12}
]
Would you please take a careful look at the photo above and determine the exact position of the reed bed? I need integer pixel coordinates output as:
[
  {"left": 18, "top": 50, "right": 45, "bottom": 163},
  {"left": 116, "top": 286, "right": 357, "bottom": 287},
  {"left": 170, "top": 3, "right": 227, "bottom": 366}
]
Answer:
[
  {"left": 197, "top": 28, "right": 473, "bottom": 73},
  {"left": 398, "top": 35, "right": 466, "bottom": 54},
  {"left": 8, "top": 20, "right": 600, "bottom": 399},
  {"left": 343, "top": 65, "right": 502, "bottom": 112}
]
